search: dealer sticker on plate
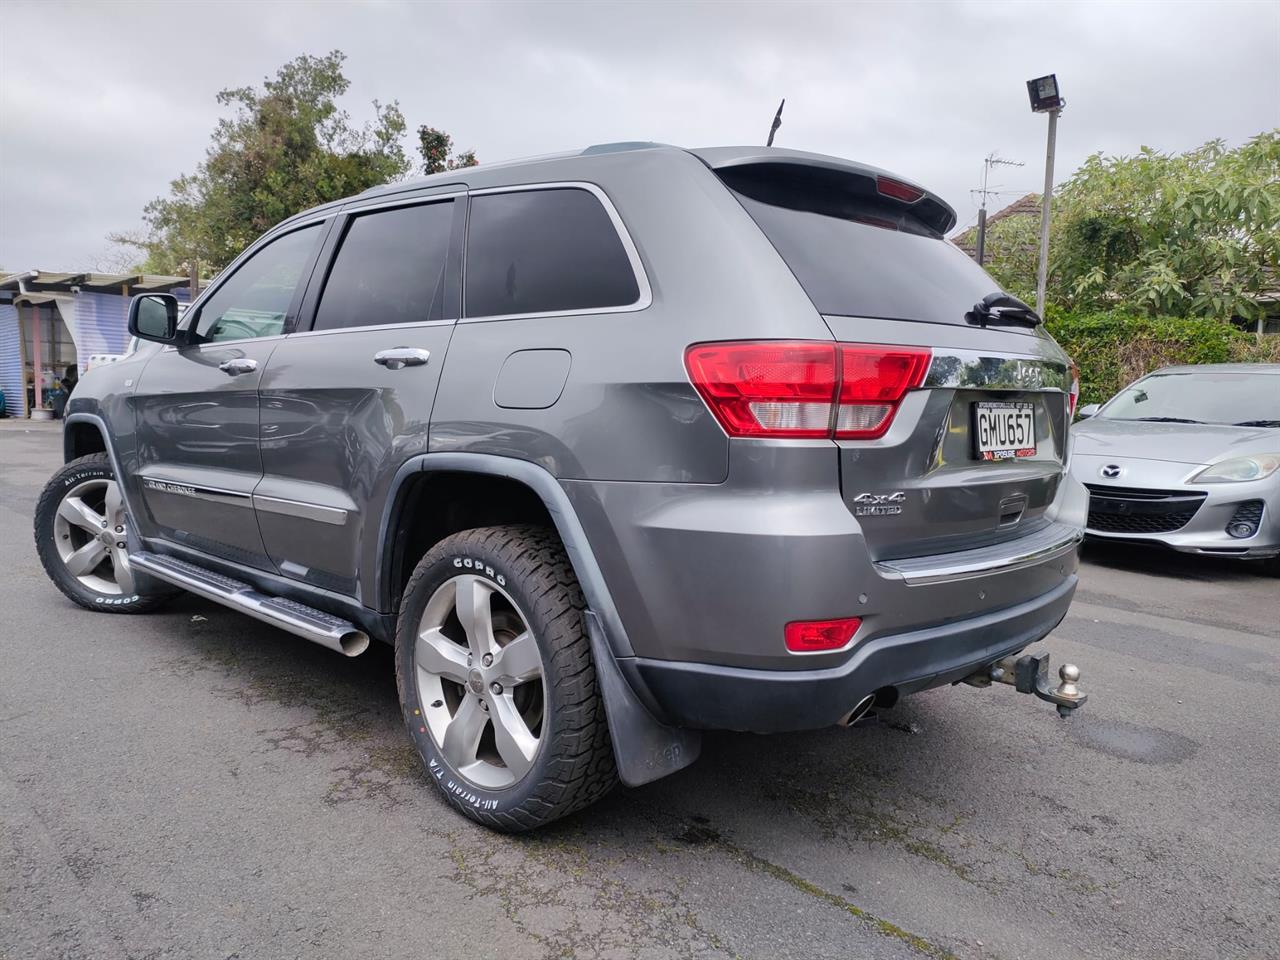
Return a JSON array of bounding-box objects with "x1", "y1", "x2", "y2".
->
[{"x1": 974, "y1": 401, "x2": 1036, "y2": 461}]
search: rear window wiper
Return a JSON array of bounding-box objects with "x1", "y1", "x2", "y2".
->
[
  {"x1": 1132, "y1": 416, "x2": 1202, "y2": 423},
  {"x1": 965, "y1": 292, "x2": 1043, "y2": 328},
  {"x1": 1233, "y1": 419, "x2": 1280, "y2": 427}
]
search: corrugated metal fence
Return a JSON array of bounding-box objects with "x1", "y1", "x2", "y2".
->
[
  {"x1": 0, "y1": 304, "x2": 24, "y2": 418},
  {"x1": 73, "y1": 292, "x2": 132, "y2": 371}
]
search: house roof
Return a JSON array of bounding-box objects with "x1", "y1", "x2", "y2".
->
[
  {"x1": 953, "y1": 193, "x2": 1041, "y2": 258},
  {"x1": 0, "y1": 270, "x2": 202, "y2": 297}
]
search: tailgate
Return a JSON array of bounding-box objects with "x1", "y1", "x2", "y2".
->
[{"x1": 827, "y1": 318, "x2": 1072, "y2": 561}]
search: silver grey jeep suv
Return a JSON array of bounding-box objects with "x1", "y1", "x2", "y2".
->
[{"x1": 35, "y1": 142, "x2": 1087, "y2": 829}]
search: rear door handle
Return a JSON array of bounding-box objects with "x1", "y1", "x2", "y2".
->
[
  {"x1": 374, "y1": 347, "x2": 431, "y2": 370},
  {"x1": 218, "y1": 358, "x2": 258, "y2": 376}
]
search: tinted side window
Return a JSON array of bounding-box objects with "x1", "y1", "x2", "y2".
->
[
  {"x1": 313, "y1": 200, "x2": 456, "y2": 331},
  {"x1": 465, "y1": 188, "x2": 640, "y2": 318},
  {"x1": 195, "y1": 224, "x2": 321, "y2": 342}
]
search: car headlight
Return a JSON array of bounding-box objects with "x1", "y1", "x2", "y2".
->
[{"x1": 1190, "y1": 454, "x2": 1280, "y2": 483}]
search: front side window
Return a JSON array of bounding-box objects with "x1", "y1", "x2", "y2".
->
[
  {"x1": 195, "y1": 224, "x2": 322, "y2": 342},
  {"x1": 464, "y1": 188, "x2": 640, "y2": 318},
  {"x1": 313, "y1": 200, "x2": 456, "y2": 331}
]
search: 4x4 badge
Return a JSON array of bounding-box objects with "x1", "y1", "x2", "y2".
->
[{"x1": 852, "y1": 491, "x2": 906, "y2": 516}]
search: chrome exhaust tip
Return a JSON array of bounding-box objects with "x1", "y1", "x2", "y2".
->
[
  {"x1": 837, "y1": 694, "x2": 877, "y2": 727},
  {"x1": 338, "y1": 631, "x2": 371, "y2": 657}
]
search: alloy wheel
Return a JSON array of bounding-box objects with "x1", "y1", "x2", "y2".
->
[
  {"x1": 52, "y1": 477, "x2": 134, "y2": 595},
  {"x1": 414, "y1": 574, "x2": 546, "y2": 789}
]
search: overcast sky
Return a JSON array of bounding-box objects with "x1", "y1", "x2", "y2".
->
[{"x1": 2, "y1": 0, "x2": 1277, "y2": 270}]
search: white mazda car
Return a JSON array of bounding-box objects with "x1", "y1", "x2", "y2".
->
[{"x1": 1071, "y1": 364, "x2": 1280, "y2": 572}]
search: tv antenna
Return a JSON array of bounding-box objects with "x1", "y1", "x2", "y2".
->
[{"x1": 971, "y1": 152, "x2": 1024, "y2": 265}]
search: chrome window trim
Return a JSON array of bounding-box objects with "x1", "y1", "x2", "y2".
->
[
  {"x1": 339, "y1": 189, "x2": 466, "y2": 215},
  {"x1": 461, "y1": 181, "x2": 653, "y2": 323},
  {"x1": 285, "y1": 318, "x2": 456, "y2": 340},
  {"x1": 923, "y1": 347, "x2": 1071, "y2": 393},
  {"x1": 160, "y1": 334, "x2": 288, "y2": 353}
]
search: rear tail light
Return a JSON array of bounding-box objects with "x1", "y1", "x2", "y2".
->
[
  {"x1": 682, "y1": 341, "x2": 837, "y2": 439},
  {"x1": 685, "y1": 341, "x2": 931, "y2": 440},
  {"x1": 836, "y1": 345, "x2": 932, "y2": 439},
  {"x1": 1068, "y1": 362, "x2": 1080, "y2": 418},
  {"x1": 785, "y1": 616, "x2": 862, "y2": 653}
]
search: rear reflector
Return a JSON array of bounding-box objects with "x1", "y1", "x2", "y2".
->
[
  {"x1": 785, "y1": 617, "x2": 862, "y2": 653},
  {"x1": 685, "y1": 340, "x2": 931, "y2": 440}
]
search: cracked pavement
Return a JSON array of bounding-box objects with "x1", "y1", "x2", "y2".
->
[{"x1": 2, "y1": 423, "x2": 1278, "y2": 959}]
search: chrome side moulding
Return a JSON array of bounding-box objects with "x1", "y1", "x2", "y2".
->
[
  {"x1": 139, "y1": 476, "x2": 251, "y2": 507},
  {"x1": 252, "y1": 495, "x2": 348, "y2": 526},
  {"x1": 139, "y1": 477, "x2": 349, "y2": 526}
]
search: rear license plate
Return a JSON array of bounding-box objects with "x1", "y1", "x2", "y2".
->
[{"x1": 974, "y1": 401, "x2": 1036, "y2": 461}]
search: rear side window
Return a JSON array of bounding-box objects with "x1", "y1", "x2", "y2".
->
[
  {"x1": 720, "y1": 165, "x2": 1000, "y2": 326},
  {"x1": 313, "y1": 200, "x2": 456, "y2": 331},
  {"x1": 465, "y1": 188, "x2": 640, "y2": 318}
]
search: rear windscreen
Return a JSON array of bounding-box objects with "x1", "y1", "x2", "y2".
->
[{"x1": 720, "y1": 165, "x2": 1002, "y2": 326}]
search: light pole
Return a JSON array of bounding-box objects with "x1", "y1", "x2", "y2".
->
[{"x1": 1026, "y1": 74, "x2": 1063, "y2": 317}]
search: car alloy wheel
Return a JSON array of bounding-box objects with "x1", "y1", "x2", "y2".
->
[
  {"x1": 414, "y1": 573, "x2": 546, "y2": 790},
  {"x1": 52, "y1": 477, "x2": 134, "y2": 595}
]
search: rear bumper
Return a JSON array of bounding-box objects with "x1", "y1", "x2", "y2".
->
[
  {"x1": 562, "y1": 443, "x2": 1086, "y2": 671},
  {"x1": 624, "y1": 574, "x2": 1077, "y2": 732}
]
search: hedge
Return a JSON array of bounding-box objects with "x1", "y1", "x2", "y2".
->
[{"x1": 1043, "y1": 309, "x2": 1280, "y2": 406}]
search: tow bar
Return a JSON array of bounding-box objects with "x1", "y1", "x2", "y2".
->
[{"x1": 962, "y1": 652, "x2": 1087, "y2": 717}]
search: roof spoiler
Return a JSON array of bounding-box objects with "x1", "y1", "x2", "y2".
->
[{"x1": 690, "y1": 147, "x2": 957, "y2": 235}]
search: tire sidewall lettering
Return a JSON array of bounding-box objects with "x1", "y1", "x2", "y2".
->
[{"x1": 451, "y1": 556, "x2": 505, "y2": 587}]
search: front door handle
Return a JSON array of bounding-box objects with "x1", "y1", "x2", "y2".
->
[
  {"x1": 374, "y1": 347, "x2": 431, "y2": 370},
  {"x1": 218, "y1": 358, "x2": 258, "y2": 376}
]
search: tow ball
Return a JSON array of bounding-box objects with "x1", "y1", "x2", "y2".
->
[{"x1": 962, "y1": 652, "x2": 1087, "y2": 717}]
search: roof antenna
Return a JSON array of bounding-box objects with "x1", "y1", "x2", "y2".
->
[{"x1": 766, "y1": 98, "x2": 785, "y2": 147}]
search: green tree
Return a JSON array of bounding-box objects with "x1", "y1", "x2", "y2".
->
[
  {"x1": 977, "y1": 213, "x2": 1040, "y2": 306},
  {"x1": 983, "y1": 132, "x2": 1280, "y2": 321},
  {"x1": 114, "y1": 51, "x2": 477, "y2": 275},
  {"x1": 416, "y1": 125, "x2": 478, "y2": 175}
]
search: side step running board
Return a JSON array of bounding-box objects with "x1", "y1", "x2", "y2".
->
[{"x1": 131, "y1": 552, "x2": 370, "y2": 657}]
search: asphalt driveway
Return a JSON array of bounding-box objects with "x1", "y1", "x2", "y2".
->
[{"x1": 2, "y1": 421, "x2": 1277, "y2": 960}]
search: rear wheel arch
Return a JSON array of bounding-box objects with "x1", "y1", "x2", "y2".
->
[
  {"x1": 377, "y1": 454, "x2": 702, "y2": 788},
  {"x1": 386, "y1": 469, "x2": 557, "y2": 614},
  {"x1": 378, "y1": 455, "x2": 631, "y2": 654}
]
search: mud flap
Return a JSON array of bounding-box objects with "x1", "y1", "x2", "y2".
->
[{"x1": 584, "y1": 610, "x2": 701, "y2": 787}]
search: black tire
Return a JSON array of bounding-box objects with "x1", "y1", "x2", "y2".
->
[
  {"x1": 395, "y1": 524, "x2": 617, "y2": 831},
  {"x1": 33, "y1": 453, "x2": 175, "y2": 614}
]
